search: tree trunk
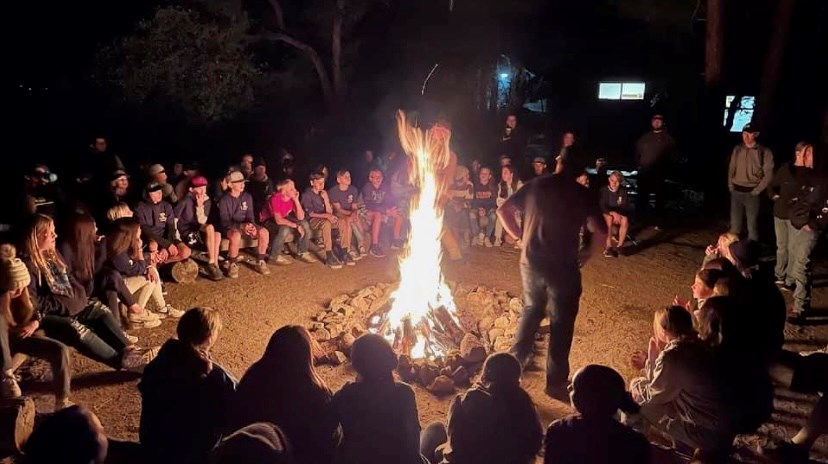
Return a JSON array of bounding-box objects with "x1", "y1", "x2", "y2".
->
[
  {"x1": 332, "y1": 0, "x2": 345, "y2": 97},
  {"x1": 822, "y1": 97, "x2": 828, "y2": 149},
  {"x1": 755, "y1": 0, "x2": 796, "y2": 128},
  {"x1": 704, "y1": 0, "x2": 723, "y2": 89}
]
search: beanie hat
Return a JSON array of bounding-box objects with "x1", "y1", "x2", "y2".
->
[{"x1": 0, "y1": 244, "x2": 32, "y2": 292}]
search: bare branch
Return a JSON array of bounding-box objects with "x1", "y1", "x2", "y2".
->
[
  {"x1": 258, "y1": 31, "x2": 334, "y2": 104},
  {"x1": 266, "y1": 0, "x2": 286, "y2": 30}
]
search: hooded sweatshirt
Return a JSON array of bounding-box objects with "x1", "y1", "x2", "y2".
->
[{"x1": 139, "y1": 338, "x2": 237, "y2": 464}]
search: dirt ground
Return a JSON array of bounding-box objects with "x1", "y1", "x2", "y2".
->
[{"x1": 18, "y1": 223, "x2": 828, "y2": 463}]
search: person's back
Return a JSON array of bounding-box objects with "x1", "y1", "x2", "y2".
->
[
  {"x1": 139, "y1": 308, "x2": 236, "y2": 464},
  {"x1": 441, "y1": 383, "x2": 542, "y2": 464},
  {"x1": 518, "y1": 175, "x2": 596, "y2": 273},
  {"x1": 334, "y1": 380, "x2": 422, "y2": 464},
  {"x1": 545, "y1": 415, "x2": 650, "y2": 464}
]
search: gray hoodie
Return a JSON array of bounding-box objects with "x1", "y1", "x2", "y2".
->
[{"x1": 728, "y1": 143, "x2": 774, "y2": 194}]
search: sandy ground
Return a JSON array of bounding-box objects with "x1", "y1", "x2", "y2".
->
[{"x1": 16, "y1": 223, "x2": 828, "y2": 463}]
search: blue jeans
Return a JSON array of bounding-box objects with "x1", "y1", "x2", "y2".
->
[
  {"x1": 469, "y1": 209, "x2": 496, "y2": 240},
  {"x1": 511, "y1": 263, "x2": 582, "y2": 387},
  {"x1": 730, "y1": 190, "x2": 760, "y2": 241},
  {"x1": 40, "y1": 301, "x2": 130, "y2": 369},
  {"x1": 265, "y1": 219, "x2": 311, "y2": 259},
  {"x1": 774, "y1": 217, "x2": 790, "y2": 281},
  {"x1": 788, "y1": 225, "x2": 819, "y2": 312}
]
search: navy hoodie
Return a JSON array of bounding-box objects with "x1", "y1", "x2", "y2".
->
[
  {"x1": 217, "y1": 192, "x2": 255, "y2": 232},
  {"x1": 135, "y1": 200, "x2": 178, "y2": 248},
  {"x1": 175, "y1": 194, "x2": 213, "y2": 235}
]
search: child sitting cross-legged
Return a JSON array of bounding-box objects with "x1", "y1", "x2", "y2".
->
[
  {"x1": 544, "y1": 364, "x2": 651, "y2": 464},
  {"x1": 301, "y1": 172, "x2": 351, "y2": 269},
  {"x1": 600, "y1": 171, "x2": 632, "y2": 257}
]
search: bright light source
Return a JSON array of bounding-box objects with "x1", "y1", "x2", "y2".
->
[{"x1": 500, "y1": 73, "x2": 509, "y2": 79}]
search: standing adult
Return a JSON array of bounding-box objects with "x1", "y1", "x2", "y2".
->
[
  {"x1": 728, "y1": 123, "x2": 774, "y2": 242},
  {"x1": 498, "y1": 114, "x2": 527, "y2": 162},
  {"x1": 634, "y1": 114, "x2": 676, "y2": 228},
  {"x1": 497, "y1": 174, "x2": 607, "y2": 399},
  {"x1": 784, "y1": 143, "x2": 824, "y2": 323}
]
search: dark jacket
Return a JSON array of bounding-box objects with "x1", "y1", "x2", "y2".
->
[
  {"x1": 544, "y1": 415, "x2": 651, "y2": 464},
  {"x1": 439, "y1": 383, "x2": 543, "y2": 464},
  {"x1": 135, "y1": 200, "x2": 178, "y2": 248},
  {"x1": 139, "y1": 339, "x2": 237, "y2": 464},
  {"x1": 23, "y1": 253, "x2": 88, "y2": 318},
  {"x1": 788, "y1": 171, "x2": 828, "y2": 231},
  {"x1": 174, "y1": 194, "x2": 213, "y2": 236},
  {"x1": 635, "y1": 131, "x2": 675, "y2": 171},
  {"x1": 471, "y1": 181, "x2": 498, "y2": 211},
  {"x1": 768, "y1": 163, "x2": 812, "y2": 219},
  {"x1": 247, "y1": 176, "x2": 274, "y2": 218}
]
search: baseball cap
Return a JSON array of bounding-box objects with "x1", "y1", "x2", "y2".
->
[
  {"x1": 146, "y1": 182, "x2": 164, "y2": 193},
  {"x1": 147, "y1": 164, "x2": 166, "y2": 177},
  {"x1": 532, "y1": 156, "x2": 547, "y2": 164},
  {"x1": 227, "y1": 171, "x2": 246, "y2": 183},
  {"x1": 742, "y1": 122, "x2": 759, "y2": 134},
  {"x1": 190, "y1": 176, "x2": 208, "y2": 188},
  {"x1": 111, "y1": 170, "x2": 129, "y2": 182}
]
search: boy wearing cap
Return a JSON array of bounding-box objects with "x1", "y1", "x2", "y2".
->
[
  {"x1": 728, "y1": 123, "x2": 774, "y2": 242},
  {"x1": 174, "y1": 177, "x2": 224, "y2": 281},
  {"x1": 217, "y1": 171, "x2": 271, "y2": 277},
  {"x1": 146, "y1": 164, "x2": 178, "y2": 204},
  {"x1": 136, "y1": 183, "x2": 192, "y2": 265},
  {"x1": 470, "y1": 167, "x2": 498, "y2": 247},
  {"x1": 301, "y1": 172, "x2": 348, "y2": 269},
  {"x1": 530, "y1": 157, "x2": 548, "y2": 178}
]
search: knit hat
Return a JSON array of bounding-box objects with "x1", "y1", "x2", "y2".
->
[
  {"x1": 0, "y1": 244, "x2": 32, "y2": 292},
  {"x1": 147, "y1": 164, "x2": 166, "y2": 177}
]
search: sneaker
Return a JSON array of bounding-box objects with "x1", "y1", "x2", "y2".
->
[
  {"x1": 349, "y1": 249, "x2": 362, "y2": 261},
  {"x1": 297, "y1": 252, "x2": 319, "y2": 264},
  {"x1": 121, "y1": 346, "x2": 160, "y2": 373},
  {"x1": 484, "y1": 238, "x2": 493, "y2": 248},
  {"x1": 326, "y1": 254, "x2": 343, "y2": 269},
  {"x1": 129, "y1": 311, "x2": 163, "y2": 329},
  {"x1": 369, "y1": 245, "x2": 386, "y2": 258},
  {"x1": 274, "y1": 255, "x2": 292, "y2": 265},
  {"x1": 391, "y1": 239, "x2": 405, "y2": 250},
  {"x1": 340, "y1": 251, "x2": 356, "y2": 266},
  {"x1": 125, "y1": 334, "x2": 139, "y2": 345},
  {"x1": 206, "y1": 263, "x2": 224, "y2": 281},
  {"x1": 157, "y1": 304, "x2": 185, "y2": 318},
  {"x1": 359, "y1": 246, "x2": 368, "y2": 257},
  {"x1": 1, "y1": 374, "x2": 22, "y2": 399},
  {"x1": 226, "y1": 262, "x2": 239, "y2": 279},
  {"x1": 256, "y1": 259, "x2": 271, "y2": 275},
  {"x1": 602, "y1": 248, "x2": 615, "y2": 258},
  {"x1": 494, "y1": 239, "x2": 503, "y2": 247},
  {"x1": 473, "y1": 234, "x2": 483, "y2": 246}
]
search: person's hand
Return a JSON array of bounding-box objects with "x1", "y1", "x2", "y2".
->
[
  {"x1": 803, "y1": 224, "x2": 813, "y2": 232},
  {"x1": 705, "y1": 245, "x2": 717, "y2": 256},
  {"x1": 167, "y1": 245, "x2": 179, "y2": 258},
  {"x1": 328, "y1": 214, "x2": 338, "y2": 224},
  {"x1": 630, "y1": 350, "x2": 647, "y2": 370},
  {"x1": 496, "y1": 197, "x2": 505, "y2": 207},
  {"x1": 631, "y1": 389, "x2": 643, "y2": 403},
  {"x1": 128, "y1": 303, "x2": 144, "y2": 314},
  {"x1": 772, "y1": 194, "x2": 780, "y2": 201},
  {"x1": 673, "y1": 295, "x2": 690, "y2": 310},
  {"x1": 18, "y1": 320, "x2": 39, "y2": 338},
  {"x1": 244, "y1": 223, "x2": 257, "y2": 236},
  {"x1": 195, "y1": 191, "x2": 206, "y2": 206},
  {"x1": 297, "y1": 225, "x2": 305, "y2": 237},
  {"x1": 154, "y1": 249, "x2": 170, "y2": 264},
  {"x1": 609, "y1": 212, "x2": 620, "y2": 222},
  {"x1": 478, "y1": 208, "x2": 486, "y2": 217},
  {"x1": 147, "y1": 266, "x2": 160, "y2": 283},
  {"x1": 647, "y1": 337, "x2": 662, "y2": 363}
]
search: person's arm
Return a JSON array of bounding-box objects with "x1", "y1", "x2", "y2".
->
[
  {"x1": 727, "y1": 147, "x2": 737, "y2": 192},
  {"x1": 400, "y1": 386, "x2": 423, "y2": 463},
  {"x1": 0, "y1": 293, "x2": 15, "y2": 326},
  {"x1": 174, "y1": 198, "x2": 194, "y2": 230},
  {"x1": 217, "y1": 198, "x2": 235, "y2": 231},
  {"x1": 768, "y1": 164, "x2": 785, "y2": 200},
  {"x1": 25, "y1": 262, "x2": 61, "y2": 318},
  {"x1": 598, "y1": 187, "x2": 611, "y2": 214},
  {"x1": 293, "y1": 195, "x2": 306, "y2": 221},
  {"x1": 443, "y1": 394, "x2": 470, "y2": 461},
  {"x1": 634, "y1": 135, "x2": 645, "y2": 167},
  {"x1": 497, "y1": 185, "x2": 528, "y2": 241},
  {"x1": 243, "y1": 194, "x2": 256, "y2": 225},
  {"x1": 164, "y1": 203, "x2": 180, "y2": 244},
  {"x1": 303, "y1": 193, "x2": 328, "y2": 219},
  {"x1": 636, "y1": 349, "x2": 684, "y2": 405},
  {"x1": 753, "y1": 147, "x2": 775, "y2": 195}
]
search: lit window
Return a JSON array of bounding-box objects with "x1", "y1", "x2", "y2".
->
[
  {"x1": 598, "y1": 82, "x2": 646, "y2": 100},
  {"x1": 723, "y1": 96, "x2": 755, "y2": 132}
]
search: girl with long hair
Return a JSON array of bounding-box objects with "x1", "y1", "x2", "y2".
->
[
  {"x1": 333, "y1": 333, "x2": 425, "y2": 464},
  {"x1": 104, "y1": 218, "x2": 181, "y2": 324},
  {"x1": 494, "y1": 165, "x2": 523, "y2": 247},
  {"x1": 420, "y1": 353, "x2": 543, "y2": 464},
  {"x1": 233, "y1": 325, "x2": 339, "y2": 464},
  {"x1": 20, "y1": 214, "x2": 154, "y2": 372},
  {"x1": 1, "y1": 244, "x2": 72, "y2": 408},
  {"x1": 59, "y1": 214, "x2": 100, "y2": 294}
]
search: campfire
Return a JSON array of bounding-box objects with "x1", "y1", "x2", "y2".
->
[{"x1": 308, "y1": 111, "x2": 526, "y2": 395}]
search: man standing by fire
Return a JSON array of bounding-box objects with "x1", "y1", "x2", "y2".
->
[
  {"x1": 431, "y1": 117, "x2": 463, "y2": 262},
  {"x1": 497, "y1": 173, "x2": 607, "y2": 400}
]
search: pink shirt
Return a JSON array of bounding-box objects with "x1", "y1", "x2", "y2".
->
[{"x1": 261, "y1": 194, "x2": 296, "y2": 222}]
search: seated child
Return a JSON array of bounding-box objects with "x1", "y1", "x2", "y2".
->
[
  {"x1": 139, "y1": 307, "x2": 237, "y2": 463},
  {"x1": 702, "y1": 232, "x2": 739, "y2": 269},
  {"x1": 446, "y1": 165, "x2": 474, "y2": 247},
  {"x1": 174, "y1": 176, "x2": 224, "y2": 281},
  {"x1": 302, "y1": 172, "x2": 351, "y2": 269},
  {"x1": 470, "y1": 167, "x2": 498, "y2": 247},
  {"x1": 216, "y1": 171, "x2": 271, "y2": 278},
  {"x1": 135, "y1": 183, "x2": 192, "y2": 265},
  {"x1": 544, "y1": 364, "x2": 650, "y2": 464},
  {"x1": 494, "y1": 165, "x2": 523, "y2": 247},
  {"x1": 328, "y1": 169, "x2": 368, "y2": 259},
  {"x1": 260, "y1": 179, "x2": 317, "y2": 265},
  {"x1": 361, "y1": 169, "x2": 403, "y2": 258},
  {"x1": 599, "y1": 171, "x2": 631, "y2": 257},
  {"x1": 628, "y1": 306, "x2": 732, "y2": 460}
]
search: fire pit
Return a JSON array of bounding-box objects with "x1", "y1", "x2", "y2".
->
[
  {"x1": 308, "y1": 112, "x2": 525, "y2": 395},
  {"x1": 309, "y1": 282, "x2": 524, "y2": 395}
]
